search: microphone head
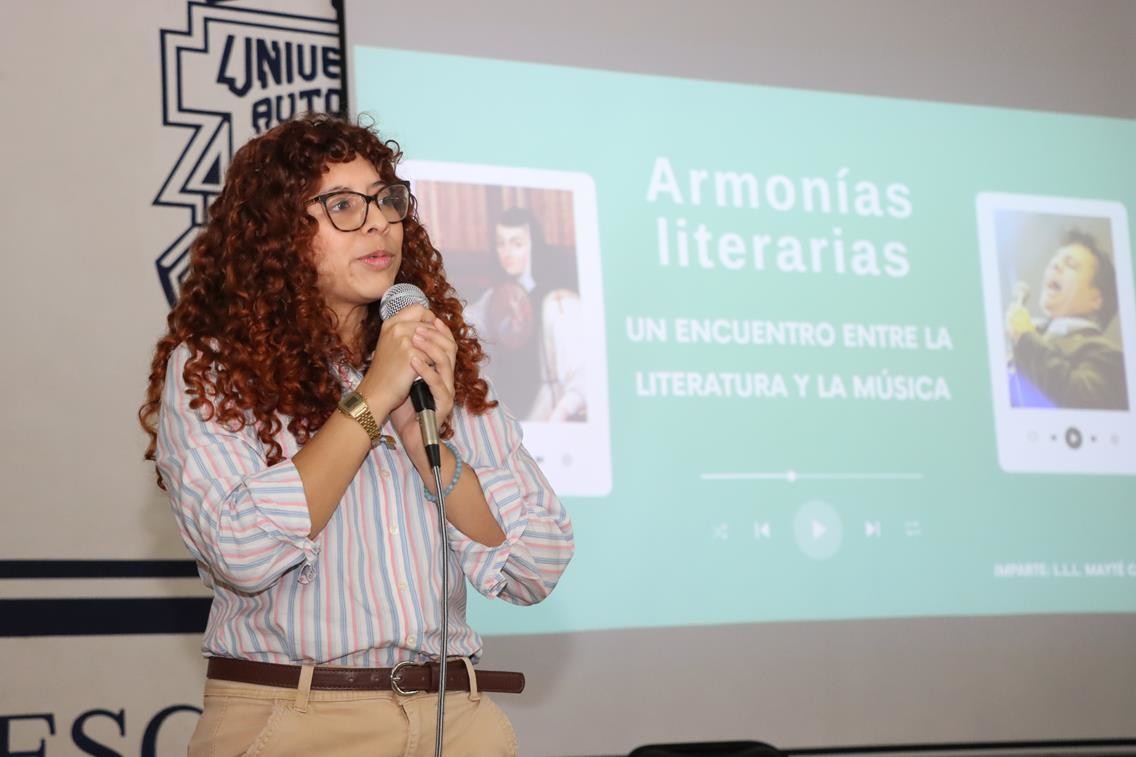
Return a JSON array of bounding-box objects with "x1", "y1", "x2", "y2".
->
[
  {"x1": 380, "y1": 283, "x2": 429, "y2": 320},
  {"x1": 1012, "y1": 281, "x2": 1030, "y2": 308}
]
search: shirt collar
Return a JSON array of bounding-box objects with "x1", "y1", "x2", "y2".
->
[
  {"x1": 1044, "y1": 316, "x2": 1101, "y2": 337},
  {"x1": 332, "y1": 359, "x2": 364, "y2": 388}
]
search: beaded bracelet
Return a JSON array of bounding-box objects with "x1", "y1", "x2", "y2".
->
[{"x1": 423, "y1": 440, "x2": 463, "y2": 503}]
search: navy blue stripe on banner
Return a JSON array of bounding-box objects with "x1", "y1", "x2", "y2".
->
[
  {"x1": 0, "y1": 560, "x2": 199, "y2": 579},
  {"x1": 0, "y1": 598, "x2": 211, "y2": 637},
  {"x1": 332, "y1": 0, "x2": 348, "y2": 117}
]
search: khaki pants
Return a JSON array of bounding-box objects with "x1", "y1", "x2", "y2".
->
[{"x1": 187, "y1": 660, "x2": 518, "y2": 756}]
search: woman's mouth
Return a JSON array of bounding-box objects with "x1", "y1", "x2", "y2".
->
[{"x1": 359, "y1": 252, "x2": 394, "y2": 270}]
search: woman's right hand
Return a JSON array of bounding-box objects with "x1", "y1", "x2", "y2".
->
[{"x1": 355, "y1": 303, "x2": 437, "y2": 418}]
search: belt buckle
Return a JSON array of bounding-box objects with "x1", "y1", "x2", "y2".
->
[{"x1": 390, "y1": 660, "x2": 423, "y2": 695}]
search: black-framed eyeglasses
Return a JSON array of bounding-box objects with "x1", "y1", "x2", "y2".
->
[{"x1": 306, "y1": 181, "x2": 411, "y2": 232}]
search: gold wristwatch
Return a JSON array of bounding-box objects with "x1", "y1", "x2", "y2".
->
[{"x1": 337, "y1": 390, "x2": 381, "y2": 443}]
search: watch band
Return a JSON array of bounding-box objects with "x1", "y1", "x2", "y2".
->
[{"x1": 338, "y1": 390, "x2": 381, "y2": 443}]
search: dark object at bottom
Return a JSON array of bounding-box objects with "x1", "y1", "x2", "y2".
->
[{"x1": 630, "y1": 741, "x2": 786, "y2": 756}]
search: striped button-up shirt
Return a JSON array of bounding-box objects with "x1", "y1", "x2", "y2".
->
[{"x1": 156, "y1": 345, "x2": 574, "y2": 666}]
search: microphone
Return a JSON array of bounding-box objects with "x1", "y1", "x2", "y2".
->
[
  {"x1": 1011, "y1": 281, "x2": 1046, "y2": 332},
  {"x1": 1012, "y1": 281, "x2": 1030, "y2": 308},
  {"x1": 379, "y1": 283, "x2": 441, "y2": 468},
  {"x1": 1007, "y1": 281, "x2": 1032, "y2": 403}
]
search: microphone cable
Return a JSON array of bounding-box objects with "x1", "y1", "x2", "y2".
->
[{"x1": 431, "y1": 461, "x2": 449, "y2": 757}]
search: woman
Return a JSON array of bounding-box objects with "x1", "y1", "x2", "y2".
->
[{"x1": 139, "y1": 114, "x2": 573, "y2": 756}]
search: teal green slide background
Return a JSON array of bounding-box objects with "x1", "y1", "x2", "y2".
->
[{"x1": 354, "y1": 47, "x2": 1136, "y2": 634}]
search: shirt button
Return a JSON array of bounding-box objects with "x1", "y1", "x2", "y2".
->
[
  {"x1": 407, "y1": 634, "x2": 417, "y2": 645},
  {"x1": 389, "y1": 525, "x2": 399, "y2": 536},
  {"x1": 380, "y1": 469, "x2": 392, "y2": 480},
  {"x1": 398, "y1": 580, "x2": 409, "y2": 591}
]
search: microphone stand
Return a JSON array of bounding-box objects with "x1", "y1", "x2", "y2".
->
[
  {"x1": 431, "y1": 464, "x2": 449, "y2": 757},
  {"x1": 411, "y1": 379, "x2": 449, "y2": 757}
]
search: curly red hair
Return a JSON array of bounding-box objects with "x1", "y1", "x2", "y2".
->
[{"x1": 140, "y1": 114, "x2": 494, "y2": 483}]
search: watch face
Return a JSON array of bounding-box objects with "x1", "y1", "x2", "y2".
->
[
  {"x1": 340, "y1": 391, "x2": 364, "y2": 415},
  {"x1": 340, "y1": 391, "x2": 379, "y2": 441}
]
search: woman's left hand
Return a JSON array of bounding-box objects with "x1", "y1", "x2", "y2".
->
[{"x1": 389, "y1": 316, "x2": 458, "y2": 454}]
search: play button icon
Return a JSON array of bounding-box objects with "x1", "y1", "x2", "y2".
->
[{"x1": 795, "y1": 500, "x2": 843, "y2": 560}]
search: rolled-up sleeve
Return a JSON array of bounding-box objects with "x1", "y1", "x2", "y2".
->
[
  {"x1": 156, "y1": 346, "x2": 319, "y2": 594},
  {"x1": 446, "y1": 401, "x2": 575, "y2": 605}
]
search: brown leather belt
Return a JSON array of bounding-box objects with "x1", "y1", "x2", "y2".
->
[{"x1": 207, "y1": 657, "x2": 525, "y2": 695}]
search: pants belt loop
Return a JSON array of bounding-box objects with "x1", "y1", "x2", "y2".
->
[
  {"x1": 455, "y1": 656, "x2": 480, "y2": 702},
  {"x1": 294, "y1": 664, "x2": 315, "y2": 712}
]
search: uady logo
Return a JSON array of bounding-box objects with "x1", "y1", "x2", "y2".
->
[{"x1": 153, "y1": 1, "x2": 342, "y2": 305}]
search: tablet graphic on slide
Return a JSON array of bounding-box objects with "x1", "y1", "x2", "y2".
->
[
  {"x1": 976, "y1": 192, "x2": 1136, "y2": 474},
  {"x1": 402, "y1": 160, "x2": 612, "y2": 495}
]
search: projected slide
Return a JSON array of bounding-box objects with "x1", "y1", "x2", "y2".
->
[{"x1": 350, "y1": 46, "x2": 1136, "y2": 634}]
